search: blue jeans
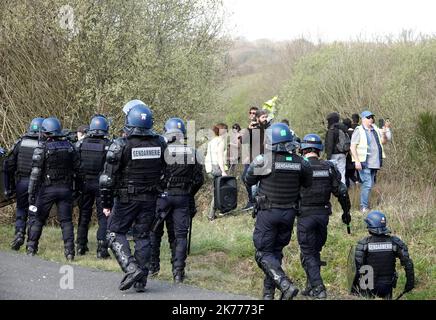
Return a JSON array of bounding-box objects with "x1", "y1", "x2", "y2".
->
[{"x1": 358, "y1": 168, "x2": 377, "y2": 209}]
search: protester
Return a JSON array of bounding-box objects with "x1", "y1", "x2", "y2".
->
[
  {"x1": 239, "y1": 106, "x2": 259, "y2": 210},
  {"x1": 350, "y1": 110, "x2": 392, "y2": 212},
  {"x1": 77, "y1": 125, "x2": 89, "y2": 141},
  {"x1": 343, "y1": 118, "x2": 359, "y2": 187},
  {"x1": 325, "y1": 112, "x2": 349, "y2": 184},
  {"x1": 228, "y1": 123, "x2": 242, "y2": 174},
  {"x1": 204, "y1": 123, "x2": 228, "y2": 220},
  {"x1": 240, "y1": 108, "x2": 270, "y2": 211}
]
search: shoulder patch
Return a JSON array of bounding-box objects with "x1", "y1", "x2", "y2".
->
[
  {"x1": 132, "y1": 147, "x2": 161, "y2": 160},
  {"x1": 275, "y1": 162, "x2": 301, "y2": 171},
  {"x1": 312, "y1": 170, "x2": 330, "y2": 178},
  {"x1": 368, "y1": 242, "x2": 393, "y2": 252},
  {"x1": 20, "y1": 138, "x2": 39, "y2": 149}
]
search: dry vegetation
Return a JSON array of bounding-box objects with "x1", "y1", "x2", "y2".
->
[{"x1": 0, "y1": 1, "x2": 434, "y2": 299}]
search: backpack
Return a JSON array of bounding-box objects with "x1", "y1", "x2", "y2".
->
[{"x1": 336, "y1": 129, "x2": 351, "y2": 153}]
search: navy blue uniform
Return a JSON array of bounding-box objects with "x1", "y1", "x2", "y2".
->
[
  {"x1": 4, "y1": 135, "x2": 40, "y2": 248},
  {"x1": 298, "y1": 156, "x2": 351, "y2": 297},
  {"x1": 26, "y1": 138, "x2": 79, "y2": 258},
  {"x1": 75, "y1": 135, "x2": 111, "y2": 256},
  {"x1": 100, "y1": 132, "x2": 167, "y2": 290},
  {"x1": 352, "y1": 234, "x2": 414, "y2": 299},
  {"x1": 244, "y1": 150, "x2": 312, "y2": 300},
  {"x1": 150, "y1": 142, "x2": 203, "y2": 282}
]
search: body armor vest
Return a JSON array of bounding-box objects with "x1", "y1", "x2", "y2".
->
[
  {"x1": 120, "y1": 136, "x2": 164, "y2": 190},
  {"x1": 78, "y1": 137, "x2": 109, "y2": 178},
  {"x1": 17, "y1": 137, "x2": 39, "y2": 178},
  {"x1": 44, "y1": 140, "x2": 74, "y2": 185},
  {"x1": 365, "y1": 235, "x2": 396, "y2": 285},
  {"x1": 300, "y1": 158, "x2": 333, "y2": 215},
  {"x1": 258, "y1": 152, "x2": 303, "y2": 207},
  {"x1": 165, "y1": 144, "x2": 196, "y2": 192}
]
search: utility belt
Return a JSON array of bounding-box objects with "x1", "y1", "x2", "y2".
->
[
  {"x1": 116, "y1": 185, "x2": 158, "y2": 203},
  {"x1": 298, "y1": 204, "x2": 331, "y2": 217},
  {"x1": 43, "y1": 175, "x2": 72, "y2": 186},
  {"x1": 165, "y1": 186, "x2": 191, "y2": 195},
  {"x1": 254, "y1": 194, "x2": 298, "y2": 211}
]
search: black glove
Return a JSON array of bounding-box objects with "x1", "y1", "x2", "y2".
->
[
  {"x1": 341, "y1": 212, "x2": 351, "y2": 225},
  {"x1": 404, "y1": 281, "x2": 414, "y2": 293}
]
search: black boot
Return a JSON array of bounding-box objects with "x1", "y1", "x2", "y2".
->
[
  {"x1": 301, "y1": 279, "x2": 312, "y2": 296},
  {"x1": 11, "y1": 230, "x2": 25, "y2": 251},
  {"x1": 173, "y1": 270, "x2": 185, "y2": 284},
  {"x1": 279, "y1": 277, "x2": 299, "y2": 300},
  {"x1": 96, "y1": 240, "x2": 110, "y2": 259},
  {"x1": 65, "y1": 248, "x2": 75, "y2": 262},
  {"x1": 310, "y1": 284, "x2": 327, "y2": 299},
  {"x1": 262, "y1": 275, "x2": 276, "y2": 300},
  {"x1": 26, "y1": 222, "x2": 42, "y2": 256},
  {"x1": 263, "y1": 289, "x2": 275, "y2": 300},
  {"x1": 134, "y1": 276, "x2": 147, "y2": 293},
  {"x1": 76, "y1": 244, "x2": 89, "y2": 256},
  {"x1": 119, "y1": 262, "x2": 145, "y2": 291},
  {"x1": 108, "y1": 232, "x2": 145, "y2": 291},
  {"x1": 26, "y1": 246, "x2": 37, "y2": 256},
  {"x1": 256, "y1": 252, "x2": 299, "y2": 300},
  {"x1": 148, "y1": 263, "x2": 160, "y2": 277}
]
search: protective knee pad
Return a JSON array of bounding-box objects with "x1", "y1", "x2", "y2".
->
[
  {"x1": 255, "y1": 250, "x2": 264, "y2": 268},
  {"x1": 108, "y1": 232, "x2": 131, "y2": 272},
  {"x1": 27, "y1": 221, "x2": 43, "y2": 242},
  {"x1": 255, "y1": 251, "x2": 284, "y2": 286}
]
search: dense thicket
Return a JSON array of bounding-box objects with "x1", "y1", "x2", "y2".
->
[
  {"x1": 0, "y1": 0, "x2": 227, "y2": 146},
  {"x1": 279, "y1": 40, "x2": 436, "y2": 181}
]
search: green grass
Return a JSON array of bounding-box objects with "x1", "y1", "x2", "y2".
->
[{"x1": 1, "y1": 182, "x2": 434, "y2": 300}]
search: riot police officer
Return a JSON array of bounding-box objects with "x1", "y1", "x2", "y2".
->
[
  {"x1": 4, "y1": 118, "x2": 44, "y2": 250},
  {"x1": 150, "y1": 118, "x2": 204, "y2": 283},
  {"x1": 100, "y1": 104, "x2": 167, "y2": 292},
  {"x1": 244, "y1": 123, "x2": 313, "y2": 300},
  {"x1": 351, "y1": 211, "x2": 414, "y2": 299},
  {"x1": 75, "y1": 115, "x2": 112, "y2": 258},
  {"x1": 26, "y1": 117, "x2": 79, "y2": 260},
  {"x1": 298, "y1": 134, "x2": 351, "y2": 299}
]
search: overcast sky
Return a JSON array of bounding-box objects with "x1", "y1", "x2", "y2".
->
[{"x1": 223, "y1": 0, "x2": 436, "y2": 42}]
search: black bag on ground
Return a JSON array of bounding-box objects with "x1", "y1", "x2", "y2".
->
[{"x1": 214, "y1": 176, "x2": 237, "y2": 213}]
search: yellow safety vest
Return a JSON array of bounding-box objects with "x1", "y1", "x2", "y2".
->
[{"x1": 352, "y1": 125, "x2": 386, "y2": 163}]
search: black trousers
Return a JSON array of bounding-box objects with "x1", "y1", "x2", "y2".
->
[
  {"x1": 151, "y1": 194, "x2": 190, "y2": 273},
  {"x1": 27, "y1": 184, "x2": 74, "y2": 252},
  {"x1": 253, "y1": 208, "x2": 297, "y2": 292},
  {"x1": 76, "y1": 179, "x2": 107, "y2": 245},
  {"x1": 15, "y1": 177, "x2": 31, "y2": 233},
  {"x1": 297, "y1": 214, "x2": 329, "y2": 287},
  {"x1": 108, "y1": 196, "x2": 156, "y2": 274}
]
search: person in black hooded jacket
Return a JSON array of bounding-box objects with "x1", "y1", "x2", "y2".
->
[{"x1": 324, "y1": 112, "x2": 348, "y2": 184}]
